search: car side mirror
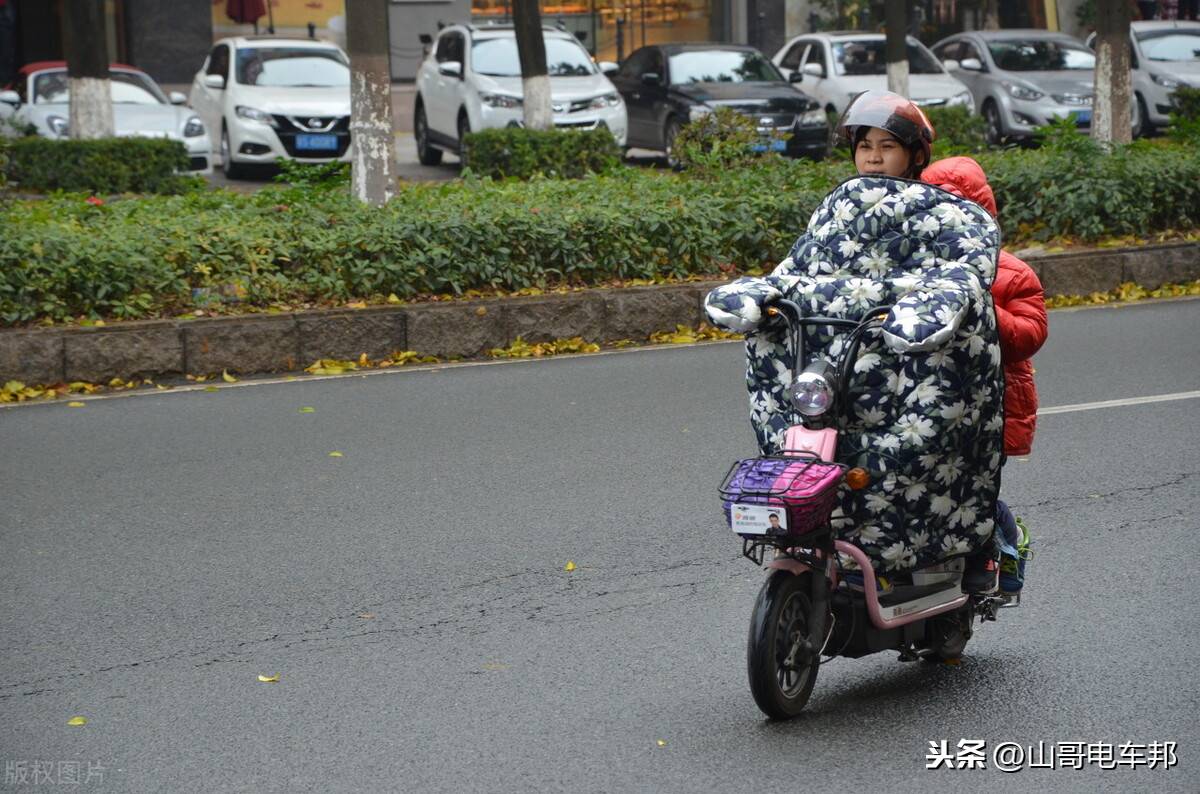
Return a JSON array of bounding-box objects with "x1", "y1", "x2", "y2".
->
[
  {"x1": 599, "y1": 61, "x2": 619, "y2": 75},
  {"x1": 802, "y1": 62, "x2": 825, "y2": 78},
  {"x1": 942, "y1": 58, "x2": 961, "y2": 71},
  {"x1": 438, "y1": 61, "x2": 462, "y2": 78},
  {"x1": 641, "y1": 71, "x2": 661, "y2": 86},
  {"x1": 203, "y1": 73, "x2": 226, "y2": 90},
  {"x1": 0, "y1": 89, "x2": 19, "y2": 106},
  {"x1": 960, "y1": 57, "x2": 983, "y2": 72},
  {"x1": 169, "y1": 91, "x2": 187, "y2": 105},
  {"x1": 788, "y1": 71, "x2": 804, "y2": 83}
]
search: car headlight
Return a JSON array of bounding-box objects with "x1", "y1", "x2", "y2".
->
[
  {"x1": 183, "y1": 116, "x2": 205, "y2": 137},
  {"x1": 588, "y1": 93, "x2": 621, "y2": 110},
  {"x1": 787, "y1": 361, "x2": 837, "y2": 418},
  {"x1": 947, "y1": 91, "x2": 973, "y2": 108},
  {"x1": 1003, "y1": 81, "x2": 1044, "y2": 101},
  {"x1": 798, "y1": 108, "x2": 827, "y2": 127},
  {"x1": 46, "y1": 114, "x2": 68, "y2": 137},
  {"x1": 235, "y1": 106, "x2": 278, "y2": 127},
  {"x1": 688, "y1": 104, "x2": 713, "y2": 121},
  {"x1": 479, "y1": 92, "x2": 523, "y2": 109},
  {"x1": 1151, "y1": 73, "x2": 1182, "y2": 89}
]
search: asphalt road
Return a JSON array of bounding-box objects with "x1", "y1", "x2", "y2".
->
[{"x1": 2, "y1": 298, "x2": 1198, "y2": 792}]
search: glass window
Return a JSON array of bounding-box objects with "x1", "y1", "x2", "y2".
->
[
  {"x1": 832, "y1": 38, "x2": 944, "y2": 76},
  {"x1": 33, "y1": 70, "x2": 166, "y2": 105},
  {"x1": 1136, "y1": 31, "x2": 1200, "y2": 62},
  {"x1": 986, "y1": 39, "x2": 1095, "y2": 71},
  {"x1": 805, "y1": 42, "x2": 827, "y2": 74},
  {"x1": 472, "y1": 36, "x2": 597, "y2": 77},
  {"x1": 436, "y1": 33, "x2": 465, "y2": 64},
  {"x1": 961, "y1": 41, "x2": 984, "y2": 64},
  {"x1": 235, "y1": 47, "x2": 350, "y2": 87},
  {"x1": 779, "y1": 41, "x2": 807, "y2": 71},
  {"x1": 667, "y1": 49, "x2": 782, "y2": 84},
  {"x1": 618, "y1": 48, "x2": 653, "y2": 79},
  {"x1": 208, "y1": 44, "x2": 230, "y2": 78},
  {"x1": 934, "y1": 41, "x2": 962, "y2": 61}
]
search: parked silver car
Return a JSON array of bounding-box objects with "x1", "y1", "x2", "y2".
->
[
  {"x1": 932, "y1": 30, "x2": 1100, "y2": 144},
  {"x1": 1086, "y1": 20, "x2": 1200, "y2": 137}
]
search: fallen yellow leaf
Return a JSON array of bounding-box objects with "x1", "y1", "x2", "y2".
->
[
  {"x1": 67, "y1": 716, "x2": 87, "y2": 726},
  {"x1": 387, "y1": 293, "x2": 401, "y2": 304},
  {"x1": 67, "y1": 401, "x2": 85, "y2": 408},
  {"x1": 328, "y1": 451, "x2": 343, "y2": 458},
  {"x1": 298, "y1": 406, "x2": 316, "y2": 413},
  {"x1": 222, "y1": 369, "x2": 238, "y2": 383},
  {"x1": 358, "y1": 352, "x2": 369, "y2": 367},
  {"x1": 564, "y1": 561, "x2": 576, "y2": 572},
  {"x1": 656, "y1": 739, "x2": 667, "y2": 747},
  {"x1": 257, "y1": 674, "x2": 280, "y2": 683},
  {"x1": 204, "y1": 386, "x2": 219, "y2": 393}
]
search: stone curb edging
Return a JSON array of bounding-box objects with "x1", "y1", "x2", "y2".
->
[{"x1": 2, "y1": 241, "x2": 1197, "y2": 385}]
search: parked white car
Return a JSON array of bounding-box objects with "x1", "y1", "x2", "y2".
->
[
  {"x1": 189, "y1": 37, "x2": 352, "y2": 178},
  {"x1": 1086, "y1": 20, "x2": 1200, "y2": 137},
  {"x1": 0, "y1": 61, "x2": 212, "y2": 173},
  {"x1": 771, "y1": 33, "x2": 973, "y2": 116},
  {"x1": 413, "y1": 24, "x2": 627, "y2": 165}
]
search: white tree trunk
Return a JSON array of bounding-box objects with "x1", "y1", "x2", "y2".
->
[
  {"x1": 886, "y1": 60, "x2": 910, "y2": 99},
  {"x1": 1093, "y1": 38, "x2": 1131, "y2": 145},
  {"x1": 349, "y1": 69, "x2": 395, "y2": 206},
  {"x1": 522, "y1": 74, "x2": 553, "y2": 130},
  {"x1": 68, "y1": 77, "x2": 114, "y2": 139},
  {"x1": 785, "y1": 0, "x2": 805, "y2": 40}
]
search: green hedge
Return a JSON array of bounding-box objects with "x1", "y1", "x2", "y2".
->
[
  {"x1": 461, "y1": 127, "x2": 621, "y2": 179},
  {"x1": 4, "y1": 136, "x2": 196, "y2": 194},
  {"x1": 1, "y1": 140, "x2": 1197, "y2": 325}
]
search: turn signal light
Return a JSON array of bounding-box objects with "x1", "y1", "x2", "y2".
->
[{"x1": 845, "y1": 467, "x2": 871, "y2": 490}]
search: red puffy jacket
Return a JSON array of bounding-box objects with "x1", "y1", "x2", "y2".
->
[{"x1": 921, "y1": 157, "x2": 1048, "y2": 456}]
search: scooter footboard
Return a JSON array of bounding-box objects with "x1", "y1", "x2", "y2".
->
[{"x1": 835, "y1": 541, "x2": 968, "y2": 630}]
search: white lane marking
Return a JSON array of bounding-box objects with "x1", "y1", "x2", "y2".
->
[{"x1": 1039, "y1": 390, "x2": 1200, "y2": 415}]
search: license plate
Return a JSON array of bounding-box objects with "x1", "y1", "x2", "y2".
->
[
  {"x1": 1070, "y1": 110, "x2": 1091, "y2": 124},
  {"x1": 731, "y1": 503, "x2": 788, "y2": 536},
  {"x1": 295, "y1": 133, "x2": 338, "y2": 151},
  {"x1": 751, "y1": 139, "x2": 788, "y2": 153}
]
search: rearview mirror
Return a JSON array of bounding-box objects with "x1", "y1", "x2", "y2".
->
[
  {"x1": 203, "y1": 73, "x2": 225, "y2": 90},
  {"x1": 169, "y1": 91, "x2": 187, "y2": 105},
  {"x1": 0, "y1": 89, "x2": 19, "y2": 105},
  {"x1": 941, "y1": 58, "x2": 961, "y2": 71},
  {"x1": 598, "y1": 61, "x2": 618, "y2": 75},
  {"x1": 438, "y1": 61, "x2": 462, "y2": 78},
  {"x1": 802, "y1": 62, "x2": 824, "y2": 78},
  {"x1": 960, "y1": 57, "x2": 983, "y2": 71}
]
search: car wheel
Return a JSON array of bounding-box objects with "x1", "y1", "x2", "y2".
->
[
  {"x1": 221, "y1": 124, "x2": 248, "y2": 180},
  {"x1": 457, "y1": 112, "x2": 471, "y2": 161},
  {"x1": 663, "y1": 117, "x2": 683, "y2": 170},
  {"x1": 414, "y1": 101, "x2": 443, "y2": 165},
  {"x1": 983, "y1": 101, "x2": 1003, "y2": 147},
  {"x1": 1132, "y1": 93, "x2": 1151, "y2": 139}
]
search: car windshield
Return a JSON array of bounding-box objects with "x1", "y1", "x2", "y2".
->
[
  {"x1": 235, "y1": 48, "x2": 349, "y2": 87},
  {"x1": 1137, "y1": 31, "x2": 1200, "y2": 61},
  {"x1": 33, "y1": 70, "x2": 166, "y2": 104},
  {"x1": 472, "y1": 38, "x2": 596, "y2": 77},
  {"x1": 668, "y1": 50, "x2": 781, "y2": 84},
  {"x1": 831, "y1": 39, "x2": 943, "y2": 75},
  {"x1": 987, "y1": 39, "x2": 1095, "y2": 71}
]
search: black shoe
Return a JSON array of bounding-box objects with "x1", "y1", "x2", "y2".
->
[{"x1": 962, "y1": 536, "x2": 1000, "y2": 594}]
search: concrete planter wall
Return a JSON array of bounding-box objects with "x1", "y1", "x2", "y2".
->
[{"x1": 1, "y1": 241, "x2": 1196, "y2": 385}]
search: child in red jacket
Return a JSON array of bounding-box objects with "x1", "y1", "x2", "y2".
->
[{"x1": 922, "y1": 156, "x2": 1048, "y2": 593}]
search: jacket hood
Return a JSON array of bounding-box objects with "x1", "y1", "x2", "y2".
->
[{"x1": 922, "y1": 156, "x2": 998, "y2": 217}]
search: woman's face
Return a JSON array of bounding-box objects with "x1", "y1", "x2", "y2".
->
[{"x1": 854, "y1": 127, "x2": 913, "y2": 178}]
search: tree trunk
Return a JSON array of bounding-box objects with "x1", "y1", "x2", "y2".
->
[
  {"x1": 345, "y1": 0, "x2": 395, "y2": 206},
  {"x1": 513, "y1": 0, "x2": 552, "y2": 130},
  {"x1": 785, "y1": 0, "x2": 804, "y2": 40},
  {"x1": 63, "y1": 0, "x2": 113, "y2": 139},
  {"x1": 885, "y1": 0, "x2": 909, "y2": 98},
  {"x1": 1093, "y1": 0, "x2": 1132, "y2": 145},
  {"x1": 983, "y1": 0, "x2": 1000, "y2": 30}
]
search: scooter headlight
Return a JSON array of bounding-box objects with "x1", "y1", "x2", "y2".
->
[{"x1": 788, "y1": 361, "x2": 837, "y2": 417}]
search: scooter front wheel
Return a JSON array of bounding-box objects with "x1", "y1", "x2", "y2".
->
[{"x1": 747, "y1": 571, "x2": 819, "y2": 719}]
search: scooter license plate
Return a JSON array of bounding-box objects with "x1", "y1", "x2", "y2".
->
[
  {"x1": 731, "y1": 503, "x2": 788, "y2": 535},
  {"x1": 295, "y1": 133, "x2": 339, "y2": 151}
]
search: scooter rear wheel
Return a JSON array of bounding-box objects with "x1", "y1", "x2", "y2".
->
[{"x1": 747, "y1": 571, "x2": 819, "y2": 719}]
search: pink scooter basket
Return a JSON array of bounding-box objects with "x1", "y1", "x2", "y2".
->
[{"x1": 719, "y1": 456, "x2": 846, "y2": 540}]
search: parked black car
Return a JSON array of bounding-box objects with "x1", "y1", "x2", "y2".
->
[{"x1": 609, "y1": 43, "x2": 829, "y2": 163}]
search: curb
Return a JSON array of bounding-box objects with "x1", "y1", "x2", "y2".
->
[{"x1": 2, "y1": 241, "x2": 1197, "y2": 384}]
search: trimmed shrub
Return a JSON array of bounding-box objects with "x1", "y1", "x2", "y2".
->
[
  {"x1": 1168, "y1": 86, "x2": 1200, "y2": 144},
  {"x1": 4, "y1": 136, "x2": 198, "y2": 194},
  {"x1": 461, "y1": 127, "x2": 622, "y2": 179},
  {"x1": 674, "y1": 106, "x2": 790, "y2": 173},
  {"x1": 926, "y1": 105, "x2": 988, "y2": 157}
]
